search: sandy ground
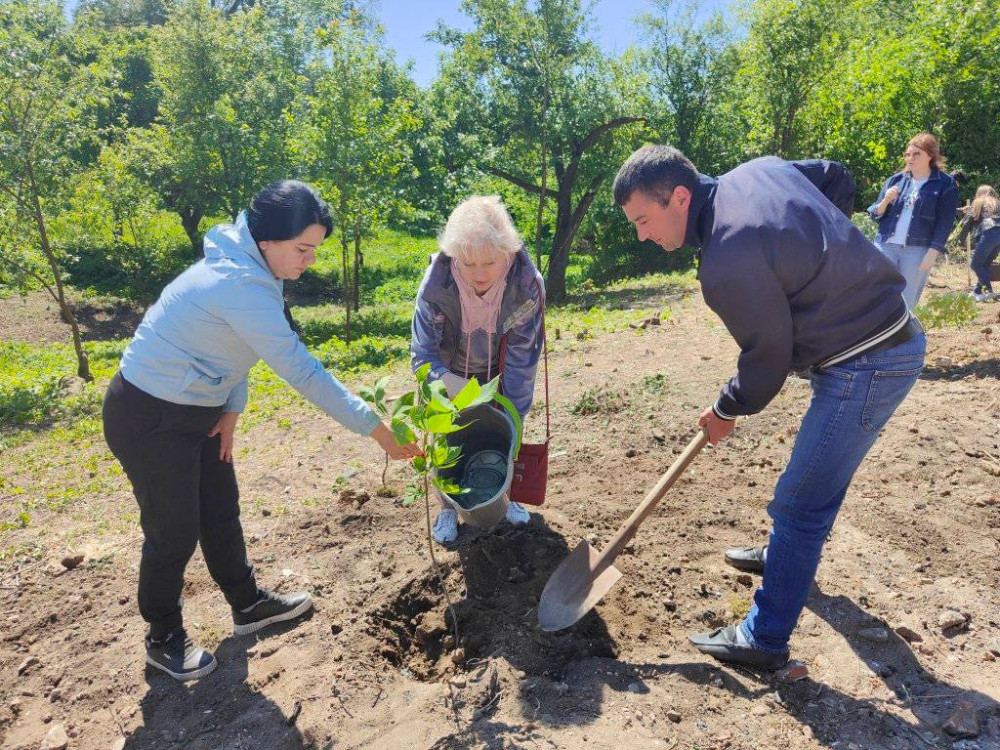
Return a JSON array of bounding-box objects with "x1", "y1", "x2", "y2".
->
[{"x1": 2, "y1": 264, "x2": 999, "y2": 750}]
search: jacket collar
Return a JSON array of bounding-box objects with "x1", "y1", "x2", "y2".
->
[
  {"x1": 684, "y1": 173, "x2": 718, "y2": 249},
  {"x1": 901, "y1": 166, "x2": 943, "y2": 183}
]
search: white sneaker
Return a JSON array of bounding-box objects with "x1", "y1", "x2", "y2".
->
[
  {"x1": 505, "y1": 501, "x2": 530, "y2": 525},
  {"x1": 971, "y1": 291, "x2": 987, "y2": 302},
  {"x1": 432, "y1": 508, "x2": 459, "y2": 544}
]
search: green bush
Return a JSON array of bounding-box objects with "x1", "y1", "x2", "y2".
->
[
  {"x1": 851, "y1": 212, "x2": 878, "y2": 241},
  {"x1": 915, "y1": 292, "x2": 979, "y2": 330}
]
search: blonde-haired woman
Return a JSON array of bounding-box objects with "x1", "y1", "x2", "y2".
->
[
  {"x1": 956, "y1": 185, "x2": 1000, "y2": 301},
  {"x1": 411, "y1": 196, "x2": 545, "y2": 544},
  {"x1": 868, "y1": 132, "x2": 959, "y2": 309}
]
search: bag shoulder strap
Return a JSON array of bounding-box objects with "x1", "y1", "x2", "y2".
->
[{"x1": 498, "y1": 278, "x2": 550, "y2": 442}]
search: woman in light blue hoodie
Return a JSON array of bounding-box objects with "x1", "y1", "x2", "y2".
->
[{"x1": 103, "y1": 181, "x2": 419, "y2": 682}]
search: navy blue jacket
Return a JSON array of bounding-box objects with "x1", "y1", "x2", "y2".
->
[
  {"x1": 866, "y1": 168, "x2": 959, "y2": 252},
  {"x1": 688, "y1": 157, "x2": 908, "y2": 420}
]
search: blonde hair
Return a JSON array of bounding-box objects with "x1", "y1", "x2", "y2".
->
[
  {"x1": 904, "y1": 132, "x2": 947, "y2": 171},
  {"x1": 969, "y1": 185, "x2": 1000, "y2": 222},
  {"x1": 439, "y1": 195, "x2": 522, "y2": 263}
]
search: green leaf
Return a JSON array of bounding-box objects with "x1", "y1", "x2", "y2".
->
[
  {"x1": 425, "y1": 412, "x2": 466, "y2": 435},
  {"x1": 433, "y1": 477, "x2": 466, "y2": 495},
  {"x1": 465, "y1": 375, "x2": 499, "y2": 409},
  {"x1": 357, "y1": 385, "x2": 376, "y2": 403},
  {"x1": 373, "y1": 375, "x2": 391, "y2": 402},
  {"x1": 450, "y1": 377, "x2": 481, "y2": 410},
  {"x1": 492, "y1": 393, "x2": 523, "y2": 456},
  {"x1": 412, "y1": 455, "x2": 426, "y2": 472},
  {"x1": 415, "y1": 362, "x2": 431, "y2": 382},
  {"x1": 390, "y1": 418, "x2": 416, "y2": 445},
  {"x1": 428, "y1": 389, "x2": 456, "y2": 414},
  {"x1": 391, "y1": 391, "x2": 415, "y2": 416}
]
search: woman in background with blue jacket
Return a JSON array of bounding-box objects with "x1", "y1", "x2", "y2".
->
[
  {"x1": 868, "y1": 132, "x2": 959, "y2": 309},
  {"x1": 411, "y1": 195, "x2": 545, "y2": 544},
  {"x1": 103, "y1": 181, "x2": 419, "y2": 682}
]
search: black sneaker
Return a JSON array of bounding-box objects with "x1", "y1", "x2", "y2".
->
[
  {"x1": 145, "y1": 628, "x2": 217, "y2": 681},
  {"x1": 233, "y1": 589, "x2": 313, "y2": 636}
]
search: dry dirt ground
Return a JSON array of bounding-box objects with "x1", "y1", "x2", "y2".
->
[{"x1": 2, "y1": 266, "x2": 999, "y2": 750}]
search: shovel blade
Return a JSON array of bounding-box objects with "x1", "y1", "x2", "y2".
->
[{"x1": 537, "y1": 540, "x2": 623, "y2": 632}]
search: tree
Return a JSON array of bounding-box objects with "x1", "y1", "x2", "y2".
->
[
  {"x1": 734, "y1": 0, "x2": 848, "y2": 158},
  {"x1": 293, "y1": 9, "x2": 419, "y2": 341},
  {"x1": 638, "y1": 0, "x2": 735, "y2": 168},
  {"x1": 0, "y1": 0, "x2": 108, "y2": 381},
  {"x1": 141, "y1": 0, "x2": 297, "y2": 250},
  {"x1": 432, "y1": 0, "x2": 646, "y2": 301}
]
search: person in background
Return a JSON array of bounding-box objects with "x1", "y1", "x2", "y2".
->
[
  {"x1": 955, "y1": 185, "x2": 1000, "y2": 301},
  {"x1": 868, "y1": 133, "x2": 959, "y2": 309},
  {"x1": 103, "y1": 181, "x2": 420, "y2": 682},
  {"x1": 410, "y1": 196, "x2": 545, "y2": 544}
]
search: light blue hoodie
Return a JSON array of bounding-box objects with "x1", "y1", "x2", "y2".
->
[{"x1": 119, "y1": 212, "x2": 380, "y2": 436}]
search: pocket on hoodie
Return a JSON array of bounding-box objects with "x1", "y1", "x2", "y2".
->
[{"x1": 180, "y1": 363, "x2": 224, "y2": 397}]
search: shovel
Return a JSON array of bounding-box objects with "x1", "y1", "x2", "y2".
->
[{"x1": 538, "y1": 427, "x2": 709, "y2": 632}]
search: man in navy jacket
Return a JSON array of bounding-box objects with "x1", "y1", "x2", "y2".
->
[{"x1": 614, "y1": 146, "x2": 926, "y2": 669}]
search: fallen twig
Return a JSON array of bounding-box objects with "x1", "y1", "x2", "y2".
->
[{"x1": 106, "y1": 698, "x2": 127, "y2": 738}]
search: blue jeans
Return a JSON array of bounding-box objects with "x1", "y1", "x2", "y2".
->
[
  {"x1": 740, "y1": 332, "x2": 926, "y2": 654},
  {"x1": 971, "y1": 226, "x2": 1000, "y2": 295},
  {"x1": 876, "y1": 240, "x2": 931, "y2": 310}
]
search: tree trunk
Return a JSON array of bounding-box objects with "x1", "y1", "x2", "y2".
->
[
  {"x1": 28, "y1": 166, "x2": 92, "y2": 382},
  {"x1": 353, "y1": 222, "x2": 362, "y2": 314},
  {"x1": 339, "y1": 204, "x2": 352, "y2": 345},
  {"x1": 546, "y1": 187, "x2": 573, "y2": 302},
  {"x1": 486, "y1": 116, "x2": 645, "y2": 302},
  {"x1": 179, "y1": 206, "x2": 205, "y2": 256},
  {"x1": 545, "y1": 173, "x2": 603, "y2": 303}
]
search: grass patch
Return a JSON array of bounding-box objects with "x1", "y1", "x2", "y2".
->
[
  {"x1": 915, "y1": 292, "x2": 979, "y2": 330},
  {"x1": 571, "y1": 385, "x2": 630, "y2": 416}
]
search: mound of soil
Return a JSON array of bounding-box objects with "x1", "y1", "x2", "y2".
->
[{"x1": 367, "y1": 521, "x2": 618, "y2": 681}]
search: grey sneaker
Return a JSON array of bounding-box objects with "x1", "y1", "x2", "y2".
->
[
  {"x1": 145, "y1": 628, "x2": 216, "y2": 681},
  {"x1": 505, "y1": 501, "x2": 530, "y2": 525},
  {"x1": 689, "y1": 624, "x2": 789, "y2": 670},
  {"x1": 432, "y1": 508, "x2": 459, "y2": 544},
  {"x1": 233, "y1": 588, "x2": 313, "y2": 636}
]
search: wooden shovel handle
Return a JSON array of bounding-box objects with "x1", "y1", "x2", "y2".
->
[{"x1": 594, "y1": 427, "x2": 709, "y2": 575}]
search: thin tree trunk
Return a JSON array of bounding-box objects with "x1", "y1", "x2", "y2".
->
[
  {"x1": 28, "y1": 165, "x2": 91, "y2": 381},
  {"x1": 339, "y1": 207, "x2": 352, "y2": 345},
  {"x1": 534, "y1": 79, "x2": 550, "y2": 273},
  {"x1": 353, "y1": 223, "x2": 362, "y2": 314}
]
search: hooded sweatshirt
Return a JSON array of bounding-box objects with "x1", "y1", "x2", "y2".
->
[{"x1": 119, "y1": 212, "x2": 379, "y2": 436}]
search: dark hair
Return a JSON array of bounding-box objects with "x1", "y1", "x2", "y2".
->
[
  {"x1": 613, "y1": 144, "x2": 699, "y2": 206},
  {"x1": 950, "y1": 169, "x2": 968, "y2": 188},
  {"x1": 246, "y1": 180, "x2": 333, "y2": 244}
]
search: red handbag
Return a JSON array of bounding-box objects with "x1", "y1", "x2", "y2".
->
[{"x1": 497, "y1": 285, "x2": 550, "y2": 506}]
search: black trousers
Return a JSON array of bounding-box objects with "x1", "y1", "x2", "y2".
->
[{"x1": 103, "y1": 372, "x2": 258, "y2": 638}]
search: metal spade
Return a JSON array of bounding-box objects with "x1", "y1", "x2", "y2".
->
[{"x1": 538, "y1": 427, "x2": 709, "y2": 632}]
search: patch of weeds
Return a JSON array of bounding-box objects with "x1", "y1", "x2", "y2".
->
[
  {"x1": 0, "y1": 510, "x2": 31, "y2": 531},
  {"x1": 571, "y1": 385, "x2": 630, "y2": 416},
  {"x1": 640, "y1": 373, "x2": 670, "y2": 395},
  {"x1": 916, "y1": 292, "x2": 978, "y2": 330},
  {"x1": 0, "y1": 540, "x2": 44, "y2": 570},
  {"x1": 729, "y1": 594, "x2": 752, "y2": 620}
]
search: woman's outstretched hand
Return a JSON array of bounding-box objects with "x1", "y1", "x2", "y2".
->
[{"x1": 371, "y1": 422, "x2": 423, "y2": 460}]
